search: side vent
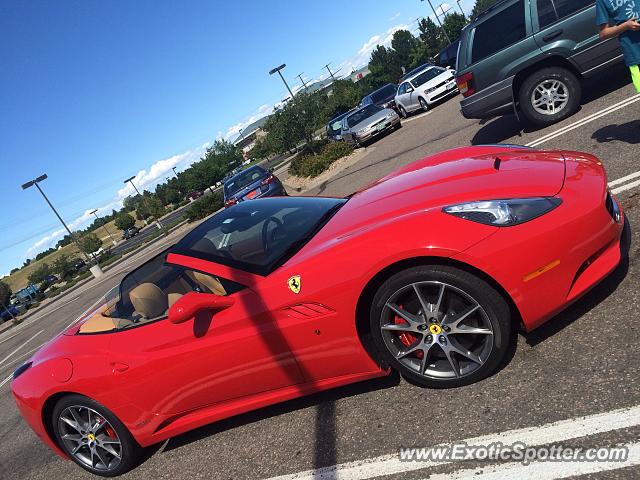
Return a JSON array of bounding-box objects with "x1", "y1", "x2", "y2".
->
[{"x1": 281, "y1": 303, "x2": 335, "y2": 319}]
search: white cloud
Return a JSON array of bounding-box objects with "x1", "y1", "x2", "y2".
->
[
  {"x1": 338, "y1": 23, "x2": 409, "y2": 74},
  {"x1": 26, "y1": 228, "x2": 65, "y2": 257},
  {"x1": 389, "y1": 12, "x2": 401, "y2": 21},
  {"x1": 221, "y1": 103, "x2": 274, "y2": 142}
]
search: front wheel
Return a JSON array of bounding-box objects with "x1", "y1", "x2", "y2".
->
[
  {"x1": 518, "y1": 67, "x2": 581, "y2": 126},
  {"x1": 419, "y1": 97, "x2": 429, "y2": 112},
  {"x1": 398, "y1": 104, "x2": 408, "y2": 118},
  {"x1": 369, "y1": 266, "x2": 512, "y2": 388},
  {"x1": 52, "y1": 395, "x2": 140, "y2": 477}
]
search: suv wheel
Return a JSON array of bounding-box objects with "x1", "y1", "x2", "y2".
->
[
  {"x1": 398, "y1": 105, "x2": 408, "y2": 118},
  {"x1": 518, "y1": 67, "x2": 581, "y2": 126},
  {"x1": 419, "y1": 97, "x2": 429, "y2": 112}
]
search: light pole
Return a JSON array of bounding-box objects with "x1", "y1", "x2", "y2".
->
[
  {"x1": 22, "y1": 174, "x2": 103, "y2": 278},
  {"x1": 172, "y1": 167, "x2": 178, "y2": 177},
  {"x1": 323, "y1": 63, "x2": 336, "y2": 81},
  {"x1": 421, "y1": 0, "x2": 452, "y2": 44},
  {"x1": 269, "y1": 63, "x2": 295, "y2": 99},
  {"x1": 89, "y1": 209, "x2": 117, "y2": 247},
  {"x1": 124, "y1": 176, "x2": 161, "y2": 229},
  {"x1": 456, "y1": 0, "x2": 465, "y2": 15},
  {"x1": 297, "y1": 73, "x2": 308, "y2": 89}
]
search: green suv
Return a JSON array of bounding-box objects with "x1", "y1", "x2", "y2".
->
[{"x1": 456, "y1": 0, "x2": 623, "y2": 126}]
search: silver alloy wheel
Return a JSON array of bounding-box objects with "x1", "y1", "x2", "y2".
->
[
  {"x1": 419, "y1": 98, "x2": 429, "y2": 111},
  {"x1": 379, "y1": 281, "x2": 494, "y2": 379},
  {"x1": 58, "y1": 405, "x2": 122, "y2": 472},
  {"x1": 531, "y1": 79, "x2": 569, "y2": 116}
]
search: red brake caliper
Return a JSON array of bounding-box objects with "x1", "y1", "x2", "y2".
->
[{"x1": 395, "y1": 305, "x2": 423, "y2": 358}]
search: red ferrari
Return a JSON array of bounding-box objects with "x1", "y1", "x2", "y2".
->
[{"x1": 12, "y1": 146, "x2": 625, "y2": 476}]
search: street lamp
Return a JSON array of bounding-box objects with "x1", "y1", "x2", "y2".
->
[
  {"x1": 269, "y1": 63, "x2": 295, "y2": 99},
  {"x1": 89, "y1": 209, "x2": 117, "y2": 247},
  {"x1": 124, "y1": 176, "x2": 162, "y2": 229},
  {"x1": 297, "y1": 73, "x2": 308, "y2": 89},
  {"x1": 172, "y1": 167, "x2": 178, "y2": 177},
  {"x1": 323, "y1": 63, "x2": 336, "y2": 81},
  {"x1": 421, "y1": 0, "x2": 452, "y2": 44},
  {"x1": 22, "y1": 174, "x2": 103, "y2": 278}
]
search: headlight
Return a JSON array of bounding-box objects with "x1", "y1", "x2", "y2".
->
[
  {"x1": 358, "y1": 126, "x2": 370, "y2": 134},
  {"x1": 426, "y1": 86, "x2": 437, "y2": 93},
  {"x1": 13, "y1": 361, "x2": 32, "y2": 380},
  {"x1": 386, "y1": 111, "x2": 396, "y2": 119},
  {"x1": 443, "y1": 198, "x2": 562, "y2": 226}
]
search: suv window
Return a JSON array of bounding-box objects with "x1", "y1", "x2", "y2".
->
[
  {"x1": 398, "y1": 83, "x2": 407, "y2": 95},
  {"x1": 536, "y1": 0, "x2": 593, "y2": 28},
  {"x1": 471, "y1": 0, "x2": 526, "y2": 63}
]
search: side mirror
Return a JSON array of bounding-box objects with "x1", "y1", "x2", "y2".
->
[
  {"x1": 406, "y1": 86, "x2": 414, "y2": 93},
  {"x1": 168, "y1": 292, "x2": 234, "y2": 324}
]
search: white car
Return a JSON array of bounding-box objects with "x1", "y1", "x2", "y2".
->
[{"x1": 394, "y1": 66, "x2": 458, "y2": 118}]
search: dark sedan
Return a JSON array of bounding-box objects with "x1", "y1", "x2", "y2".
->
[
  {"x1": 223, "y1": 165, "x2": 286, "y2": 208},
  {"x1": 360, "y1": 83, "x2": 397, "y2": 111}
]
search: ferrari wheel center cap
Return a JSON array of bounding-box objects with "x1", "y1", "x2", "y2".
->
[
  {"x1": 87, "y1": 433, "x2": 95, "y2": 442},
  {"x1": 428, "y1": 324, "x2": 442, "y2": 335}
]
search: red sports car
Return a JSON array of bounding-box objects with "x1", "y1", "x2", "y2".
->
[{"x1": 12, "y1": 146, "x2": 625, "y2": 476}]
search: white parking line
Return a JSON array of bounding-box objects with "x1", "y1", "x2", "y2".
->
[
  {"x1": 266, "y1": 404, "x2": 640, "y2": 480},
  {"x1": 526, "y1": 94, "x2": 640, "y2": 148},
  {"x1": 403, "y1": 111, "x2": 432, "y2": 123},
  {"x1": 609, "y1": 170, "x2": 640, "y2": 187},
  {"x1": 0, "y1": 330, "x2": 43, "y2": 367},
  {"x1": 0, "y1": 373, "x2": 13, "y2": 389},
  {"x1": 612, "y1": 178, "x2": 640, "y2": 195},
  {"x1": 425, "y1": 441, "x2": 640, "y2": 480}
]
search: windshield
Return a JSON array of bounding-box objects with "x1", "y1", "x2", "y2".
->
[
  {"x1": 224, "y1": 166, "x2": 267, "y2": 196},
  {"x1": 172, "y1": 196, "x2": 346, "y2": 275},
  {"x1": 410, "y1": 67, "x2": 445, "y2": 87},
  {"x1": 370, "y1": 84, "x2": 396, "y2": 102},
  {"x1": 347, "y1": 105, "x2": 382, "y2": 127}
]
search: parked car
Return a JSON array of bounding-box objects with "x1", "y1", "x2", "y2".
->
[
  {"x1": 359, "y1": 83, "x2": 398, "y2": 110},
  {"x1": 12, "y1": 146, "x2": 626, "y2": 476},
  {"x1": 42, "y1": 274, "x2": 58, "y2": 288},
  {"x1": 326, "y1": 111, "x2": 351, "y2": 142},
  {"x1": 400, "y1": 63, "x2": 433, "y2": 82},
  {"x1": 223, "y1": 165, "x2": 286, "y2": 208},
  {"x1": 122, "y1": 227, "x2": 140, "y2": 240},
  {"x1": 456, "y1": 0, "x2": 622, "y2": 126},
  {"x1": 74, "y1": 259, "x2": 87, "y2": 271},
  {"x1": 0, "y1": 305, "x2": 19, "y2": 323},
  {"x1": 395, "y1": 66, "x2": 458, "y2": 118},
  {"x1": 436, "y1": 39, "x2": 460, "y2": 69},
  {"x1": 340, "y1": 104, "x2": 401, "y2": 147},
  {"x1": 187, "y1": 191, "x2": 203, "y2": 201}
]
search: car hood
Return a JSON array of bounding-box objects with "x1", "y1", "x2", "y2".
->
[
  {"x1": 319, "y1": 146, "x2": 566, "y2": 237},
  {"x1": 417, "y1": 71, "x2": 455, "y2": 90},
  {"x1": 350, "y1": 109, "x2": 395, "y2": 131}
]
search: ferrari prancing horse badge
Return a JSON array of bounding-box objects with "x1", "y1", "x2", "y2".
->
[{"x1": 287, "y1": 275, "x2": 301, "y2": 294}]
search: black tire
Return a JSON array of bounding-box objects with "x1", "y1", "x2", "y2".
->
[
  {"x1": 369, "y1": 265, "x2": 512, "y2": 388},
  {"x1": 419, "y1": 97, "x2": 429, "y2": 112},
  {"x1": 398, "y1": 104, "x2": 408, "y2": 119},
  {"x1": 394, "y1": 121, "x2": 402, "y2": 130},
  {"x1": 52, "y1": 394, "x2": 140, "y2": 477},
  {"x1": 518, "y1": 67, "x2": 581, "y2": 127}
]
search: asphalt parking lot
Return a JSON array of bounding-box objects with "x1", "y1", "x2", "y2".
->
[{"x1": 1, "y1": 65, "x2": 639, "y2": 480}]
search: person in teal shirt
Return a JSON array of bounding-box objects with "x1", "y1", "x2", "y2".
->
[{"x1": 596, "y1": 0, "x2": 640, "y2": 92}]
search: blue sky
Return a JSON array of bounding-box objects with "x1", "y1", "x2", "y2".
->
[{"x1": 0, "y1": 0, "x2": 473, "y2": 278}]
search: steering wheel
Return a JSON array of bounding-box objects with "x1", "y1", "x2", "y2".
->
[{"x1": 261, "y1": 216, "x2": 283, "y2": 255}]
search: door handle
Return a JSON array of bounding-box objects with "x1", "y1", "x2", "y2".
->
[
  {"x1": 110, "y1": 362, "x2": 129, "y2": 373},
  {"x1": 542, "y1": 29, "x2": 563, "y2": 42}
]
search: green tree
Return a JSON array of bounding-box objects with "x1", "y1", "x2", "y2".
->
[
  {"x1": 324, "y1": 79, "x2": 363, "y2": 119},
  {"x1": 115, "y1": 212, "x2": 135, "y2": 231},
  {"x1": 368, "y1": 45, "x2": 403, "y2": 87},
  {"x1": 418, "y1": 17, "x2": 447, "y2": 58},
  {"x1": 28, "y1": 263, "x2": 51, "y2": 285},
  {"x1": 52, "y1": 254, "x2": 76, "y2": 280},
  {"x1": 78, "y1": 232, "x2": 102, "y2": 254},
  {"x1": 146, "y1": 196, "x2": 165, "y2": 219},
  {"x1": 471, "y1": 0, "x2": 499, "y2": 19},
  {"x1": 442, "y1": 12, "x2": 467, "y2": 41},
  {"x1": 0, "y1": 281, "x2": 12, "y2": 306},
  {"x1": 391, "y1": 30, "x2": 420, "y2": 70}
]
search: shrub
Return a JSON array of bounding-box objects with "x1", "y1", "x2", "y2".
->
[
  {"x1": 289, "y1": 142, "x2": 354, "y2": 178},
  {"x1": 186, "y1": 192, "x2": 224, "y2": 222}
]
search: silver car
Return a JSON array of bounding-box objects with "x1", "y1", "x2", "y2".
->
[
  {"x1": 340, "y1": 105, "x2": 401, "y2": 147},
  {"x1": 395, "y1": 66, "x2": 458, "y2": 118}
]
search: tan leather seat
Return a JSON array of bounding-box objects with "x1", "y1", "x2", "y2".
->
[
  {"x1": 189, "y1": 271, "x2": 227, "y2": 296},
  {"x1": 168, "y1": 292, "x2": 183, "y2": 308},
  {"x1": 129, "y1": 283, "x2": 168, "y2": 319}
]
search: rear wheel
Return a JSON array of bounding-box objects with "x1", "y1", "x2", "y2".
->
[
  {"x1": 369, "y1": 266, "x2": 512, "y2": 388},
  {"x1": 52, "y1": 394, "x2": 140, "y2": 477},
  {"x1": 518, "y1": 67, "x2": 581, "y2": 126}
]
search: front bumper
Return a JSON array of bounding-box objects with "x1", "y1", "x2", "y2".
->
[
  {"x1": 355, "y1": 116, "x2": 401, "y2": 142},
  {"x1": 454, "y1": 152, "x2": 625, "y2": 331},
  {"x1": 425, "y1": 79, "x2": 459, "y2": 104}
]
